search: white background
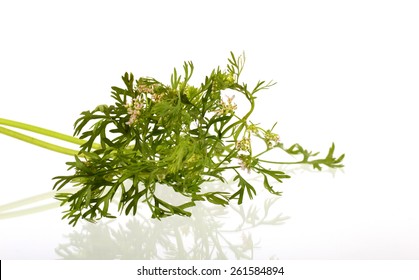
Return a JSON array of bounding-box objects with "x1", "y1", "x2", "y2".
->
[{"x1": 1, "y1": 0, "x2": 419, "y2": 260}]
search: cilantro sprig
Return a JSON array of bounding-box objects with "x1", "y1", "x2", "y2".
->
[{"x1": 0, "y1": 53, "x2": 344, "y2": 226}]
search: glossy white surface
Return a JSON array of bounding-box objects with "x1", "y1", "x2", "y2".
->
[{"x1": 1, "y1": 0, "x2": 419, "y2": 259}]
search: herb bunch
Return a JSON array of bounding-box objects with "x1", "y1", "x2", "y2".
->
[{"x1": 1, "y1": 53, "x2": 344, "y2": 226}]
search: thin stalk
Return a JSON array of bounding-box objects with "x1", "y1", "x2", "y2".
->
[
  {"x1": 219, "y1": 87, "x2": 255, "y2": 138},
  {"x1": 253, "y1": 148, "x2": 272, "y2": 158},
  {"x1": 258, "y1": 159, "x2": 304, "y2": 165},
  {"x1": 0, "y1": 126, "x2": 78, "y2": 156},
  {"x1": 0, "y1": 118, "x2": 102, "y2": 155},
  {"x1": 1, "y1": 118, "x2": 80, "y2": 145},
  {"x1": 214, "y1": 165, "x2": 241, "y2": 171}
]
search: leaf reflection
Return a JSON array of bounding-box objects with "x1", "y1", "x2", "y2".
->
[{"x1": 55, "y1": 196, "x2": 286, "y2": 260}]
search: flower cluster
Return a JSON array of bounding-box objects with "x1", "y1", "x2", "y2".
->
[
  {"x1": 124, "y1": 97, "x2": 143, "y2": 126},
  {"x1": 264, "y1": 130, "x2": 280, "y2": 148},
  {"x1": 215, "y1": 95, "x2": 237, "y2": 115},
  {"x1": 151, "y1": 93, "x2": 163, "y2": 103},
  {"x1": 135, "y1": 84, "x2": 154, "y2": 94},
  {"x1": 247, "y1": 123, "x2": 259, "y2": 135},
  {"x1": 238, "y1": 154, "x2": 252, "y2": 173},
  {"x1": 236, "y1": 137, "x2": 251, "y2": 152}
]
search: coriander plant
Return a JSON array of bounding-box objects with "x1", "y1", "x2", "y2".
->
[{"x1": 0, "y1": 53, "x2": 344, "y2": 226}]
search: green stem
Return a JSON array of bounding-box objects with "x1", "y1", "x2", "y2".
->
[
  {"x1": 0, "y1": 118, "x2": 101, "y2": 155},
  {"x1": 0, "y1": 126, "x2": 78, "y2": 156},
  {"x1": 253, "y1": 147, "x2": 275, "y2": 158},
  {"x1": 215, "y1": 165, "x2": 241, "y2": 171},
  {"x1": 220, "y1": 88, "x2": 255, "y2": 137},
  {"x1": 0, "y1": 118, "x2": 84, "y2": 146},
  {"x1": 258, "y1": 159, "x2": 304, "y2": 165}
]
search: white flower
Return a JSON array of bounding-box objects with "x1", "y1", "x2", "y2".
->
[
  {"x1": 264, "y1": 130, "x2": 280, "y2": 148},
  {"x1": 125, "y1": 97, "x2": 143, "y2": 126},
  {"x1": 215, "y1": 95, "x2": 237, "y2": 115},
  {"x1": 236, "y1": 137, "x2": 251, "y2": 152},
  {"x1": 238, "y1": 154, "x2": 251, "y2": 174}
]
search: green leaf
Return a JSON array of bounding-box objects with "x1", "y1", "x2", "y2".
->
[
  {"x1": 258, "y1": 168, "x2": 290, "y2": 183},
  {"x1": 263, "y1": 174, "x2": 282, "y2": 196},
  {"x1": 200, "y1": 192, "x2": 230, "y2": 206},
  {"x1": 230, "y1": 173, "x2": 256, "y2": 205}
]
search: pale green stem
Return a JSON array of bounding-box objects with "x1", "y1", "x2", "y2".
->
[
  {"x1": 0, "y1": 125, "x2": 78, "y2": 156},
  {"x1": 258, "y1": 159, "x2": 303, "y2": 165},
  {"x1": 0, "y1": 117, "x2": 101, "y2": 155},
  {"x1": 0, "y1": 118, "x2": 82, "y2": 145}
]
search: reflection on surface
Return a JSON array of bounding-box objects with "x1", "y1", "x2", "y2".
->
[
  {"x1": 0, "y1": 166, "x2": 341, "y2": 260},
  {"x1": 0, "y1": 191, "x2": 62, "y2": 220},
  {"x1": 55, "y1": 196, "x2": 286, "y2": 260}
]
